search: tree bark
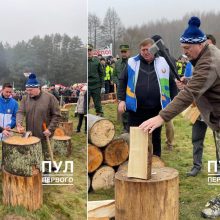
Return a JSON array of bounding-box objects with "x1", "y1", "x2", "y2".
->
[
  {"x1": 104, "y1": 139, "x2": 129, "y2": 167},
  {"x1": 52, "y1": 135, "x2": 72, "y2": 156},
  {"x1": 88, "y1": 144, "x2": 103, "y2": 173},
  {"x1": 115, "y1": 168, "x2": 179, "y2": 220},
  {"x1": 88, "y1": 114, "x2": 115, "y2": 147},
  {"x1": 60, "y1": 108, "x2": 69, "y2": 122},
  {"x1": 2, "y1": 136, "x2": 43, "y2": 176}
]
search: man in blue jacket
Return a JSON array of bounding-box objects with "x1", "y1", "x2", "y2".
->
[{"x1": 0, "y1": 83, "x2": 18, "y2": 140}]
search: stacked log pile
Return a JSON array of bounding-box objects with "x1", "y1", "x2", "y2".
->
[
  {"x1": 88, "y1": 114, "x2": 166, "y2": 192},
  {"x1": 88, "y1": 114, "x2": 129, "y2": 192}
]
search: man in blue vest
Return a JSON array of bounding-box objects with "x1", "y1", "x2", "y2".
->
[{"x1": 118, "y1": 38, "x2": 177, "y2": 157}]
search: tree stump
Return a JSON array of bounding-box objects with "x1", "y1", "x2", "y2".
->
[
  {"x1": 92, "y1": 165, "x2": 115, "y2": 191},
  {"x1": 2, "y1": 167, "x2": 42, "y2": 211},
  {"x1": 2, "y1": 136, "x2": 43, "y2": 176},
  {"x1": 2, "y1": 136, "x2": 43, "y2": 211},
  {"x1": 104, "y1": 139, "x2": 129, "y2": 167},
  {"x1": 88, "y1": 144, "x2": 103, "y2": 173},
  {"x1": 59, "y1": 121, "x2": 73, "y2": 136},
  {"x1": 52, "y1": 135, "x2": 72, "y2": 156},
  {"x1": 88, "y1": 114, "x2": 115, "y2": 147},
  {"x1": 60, "y1": 108, "x2": 69, "y2": 122},
  {"x1": 115, "y1": 168, "x2": 179, "y2": 220}
]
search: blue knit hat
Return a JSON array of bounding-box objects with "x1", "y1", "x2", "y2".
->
[
  {"x1": 180, "y1": 17, "x2": 207, "y2": 44},
  {"x1": 25, "y1": 73, "x2": 40, "y2": 88}
]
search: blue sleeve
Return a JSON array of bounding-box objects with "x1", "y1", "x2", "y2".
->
[
  {"x1": 10, "y1": 101, "x2": 19, "y2": 128},
  {"x1": 184, "y1": 62, "x2": 193, "y2": 78}
]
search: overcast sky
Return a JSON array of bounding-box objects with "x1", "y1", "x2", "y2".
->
[
  {"x1": 89, "y1": 0, "x2": 220, "y2": 27},
  {"x1": 0, "y1": 0, "x2": 87, "y2": 45}
]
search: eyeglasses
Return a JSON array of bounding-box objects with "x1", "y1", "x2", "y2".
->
[{"x1": 121, "y1": 51, "x2": 127, "y2": 53}]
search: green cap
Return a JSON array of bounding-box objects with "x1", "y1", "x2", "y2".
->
[
  {"x1": 88, "y1": 44, "x2": 93, "y2": 50},
  {"x1": 119, "y1": 44, "x2": 130, "y2": 51}
]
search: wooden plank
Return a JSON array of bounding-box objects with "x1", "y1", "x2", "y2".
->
[
  {"x1": 88, "y1": 200, "x2": 115, "y2": 219},
  {"x1": 128, "y1": 127, "x2": 148, "y2": 179}
]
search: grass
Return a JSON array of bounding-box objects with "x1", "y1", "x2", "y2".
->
[
  {"x1": 89, "y1": 103, "x2": 220, "y2": 220},
  {"x1": 0, "y1": 110, "x2": 87, "y2": 220}
]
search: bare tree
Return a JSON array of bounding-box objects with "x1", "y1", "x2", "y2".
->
[
  {"x1": 88, "y1": 13, "x2": 101, "y2": 49},
  {"x1": 101, "y1": 8, "x2": 125, "y2": 56}
]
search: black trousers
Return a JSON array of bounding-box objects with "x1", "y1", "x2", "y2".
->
[
  {"x1": 192, "y1": 120, "x2": 207, "y2": 169},
  {"x1": 105, "y1": 80, "x2": 110, "y2": 94},
  {"x1": 128, "y1": 108, "x2": 162, "y2": 157},
  {"x1": 77, "y1": 113, "x2": 87, "y2": 132}
]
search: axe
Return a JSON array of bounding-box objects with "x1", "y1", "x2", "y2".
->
[
  {"x1": 149, "y1": 39, "x2": 181, "y2": 81},
  {"x1": 42, "y1": 122, "x2": 57, "y2": 171},
  {"x1": 8, "y1": 128, "x2": 32, "y2": 138}
]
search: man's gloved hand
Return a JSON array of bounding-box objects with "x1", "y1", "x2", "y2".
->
[{"x1": 101, "y1": 87, "x2": 105, "y2": 94}]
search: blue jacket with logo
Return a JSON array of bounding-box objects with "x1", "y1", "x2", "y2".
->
[{"x1": 0, "y1": 95, "x2": 18, "y2": 131}]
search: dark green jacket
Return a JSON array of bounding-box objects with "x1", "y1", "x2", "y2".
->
[
  {"x1": 88, "y1": 57, "x2": 104, "y2": 90},
  {"x1": 113, "y1": 58, "x2": 128, "y2": 85}
]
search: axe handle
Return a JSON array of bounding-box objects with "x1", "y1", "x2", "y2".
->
[
  {"x1": 8, "y1": 128, "x2": 23, "y2": 134},
  {"x1": 43, "y1": 122, "x2": 56, "y2": 168},
  {"x1": 46, "y1": 136, "x2": 55, "y2": 166}
]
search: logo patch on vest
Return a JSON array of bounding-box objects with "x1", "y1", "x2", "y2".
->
[
  {"x1": 161, "y1": 68, "x2": 166, "y2": 73},
  {"x1": 7, "y1": 109, "x2": 11, "y2": 113}
]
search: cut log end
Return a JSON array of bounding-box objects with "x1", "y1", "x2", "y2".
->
[
  {"x1": 90, "y1": 120, "x2": 115, "y2": 147},
  {"x1": 52, "y1": 135, "x2": 71, "y2": 141},
  {"x1": 54, "y1": 127, "x2": 65, "y2": 136},
  {"x1": 3, "y1": 136, "x2": 40, "y2": 145},
  {"x1": 88, "y1": 144, "x2": 103, "y2": 173},
  {"x1": 104, "y1": 139, "x2": 129, "y2": 167},
  {"x1": 92, "y1": 166, "x2": 115, "y2": 191},
  {"x1": 116, "y1": 167, "x2": 178, "y2": 183}
]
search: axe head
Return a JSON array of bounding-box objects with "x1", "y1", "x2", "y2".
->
[
  {"x1": 149, "y1": 43, "x2": 159, "y2": 56},
  {"x1": 22, "y1": 131, "x2": 32, "y2": 138},
  {"x1": 149, "y1": 39, "x2": 165, "y2": 56}
]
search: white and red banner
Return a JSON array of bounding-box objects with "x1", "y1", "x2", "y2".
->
[{"x1": 93, "y1": 44, "x2": 112, "y2": 57}]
